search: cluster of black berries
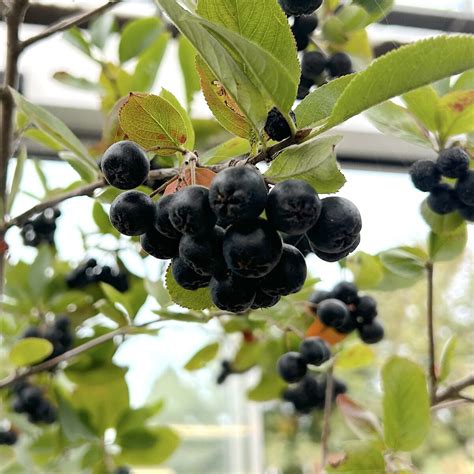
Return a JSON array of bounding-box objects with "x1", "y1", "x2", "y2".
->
[
  {"x1": 66, "y1": 258, "x2": 129, "y2": 293},
  {"x1": 409, "y1": 148, "x2": 473, "y2": 221},
  {"x1": 11, "y1": 381, "x2": 57, "y2": 425},
  {"x1": 20, "y1": 208, "x2": 61, "y2": 247},
  {"x1": 0, "y1": 428, "x2": 18, "y2": 446},
  {"x1": 298, "y1": 51, "x2": 353, "y2": 99},
  {"x1": 115, "y1": 467, "x2": 130, "y2": 474},
  {"x1": 310, "y1": 282, "x2": 384, "y2": 344},
  {"x1": 23, "y1": 316, "x2": 73, "y2": 360}
]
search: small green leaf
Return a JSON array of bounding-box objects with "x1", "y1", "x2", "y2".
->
[
  {"x1": 421, "y1": 199, "x2": 464, "y2": 235},
  {"x1": 184, "y1": 342, "x2": 219, "y2": 370},
  {"x1": 265, "y1": 135, "x2": 345, "y2": 194},
  {"x1": 178, "y1": 36, "x2": 201, "y2": 108},
  {"x1": 119, "y1": 92, "x2": 187, "y2": 152},
  {"x1": 322, "y1": 16, "x2": 347, "y2": 44},
  {"x1": 247, "y1": 371, "x2": 287, "y2": 401},
  {"x1": 200, "y1": 137, "x2": 251, "y2": 165},
  {"x1": 116, "y1": 400, "x2": 164, "y2": 435},
  {"x1": 402, "y1": 86, "x2": 440, "y2": 132},
  {"x1": 337, "y1": 5, "x2": 370, "y2": 31},
  {"x1": 119, "y1": 17, "x2": 162, "y2": 62},
  {"x1": 428, "y1": 225, "x2": 467, "y2": 262},
  {"x1": 29, "y1": 245, "x2": 53, "y2": 299},
  {"x1": 347, "y1": 252, "x2": 384, "y2": 290},
  {"x1": 233, "y1": 341, "x2": 261, "y2": 372},
  {"x1": 57, "y1": 392, "x2": 96, "y2": 442},
  {"x1": 439, "y1": 335, "x2": 457, "y2": 383},
  {"x1": 438, "y1": 90, "x2": 474, "y2": 138},
  {"x1": 92, "y1": 201, "x2": 116, "y2": 235},
  {"x1": 451, "y1": 69, "x2": 474, "y2": 92},
  {"x1": 7, "y1": 145, "x2": 27, "y2": 213},
  {"x1": 90, "y1": 14, "x2": 116, "y2": 50},
  {"x1": 336, "y1": 343, "x2": 374, "y2": 370},
  {"x1": 379, "y1": 247, "x2": 426, "y2": 279},
  {"x1": 64, "y1": 27, "x2": 92, "y2": 56},
  {"x1": 382, "y1": 356, "x2": 430, "y2": 452},
  {"x1": 10, "y1": 338, "x2": 53, "y2": 366},
  {"x1": 165, "y1": 264, "x2": 213, "y2": 310},
  {"x1": 353, "y1": 0, "x2": 394, "y2": 22},
  {"x1": 53, "y1": 72, "x2": 102, "y2": 91},
  {"x1": 326, "y1": 441, "x2": 385, "y2": 473}
]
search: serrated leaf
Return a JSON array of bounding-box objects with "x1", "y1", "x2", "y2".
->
[
  {"x1": 119, "y1": 17, "x2": 162, "y2": 62},
  {"x1": 196, "y1": 56, "x2": 253, "y2": 139},
  {"x1": 428, "y1": 225, "x2": 467, "y2": 262},
  {"x1": 165, "y1": 264, "x2": 213, "y2": 310},
  {"x1": 439, "y1": 335, "x2": 457, "y2": 383},
  {"x1": 421, "y1": 199, "x2": 464, "y2": 235},
  {"x1": 402, "y1": 86, "x2": 440, "y2": 132},
  {"x1": 347, "y1": 252, "x2": 384, "y2": 290},
  {"x1": 10, "y1": 338, "x2": 53, "y2": 366},
  {"x1": 265, "y1": 135, "x2": 345, "y2": 194},
  {"x1": 382, "y1": 356, "x2": 430, "y2": 452},
  {"x1": 324, "y1": 35, "x2": 474, "y2": 132},
  {"x1": 184, "y1": 342, "x2": 219, "y2": 370},
  {"x1": 327, "y1": 441, "x2": 385, "y2": 473},
  {"x1": 365, "y1": 101, "x2": 432, "y2": 148},
  {"x1": 178, "y1": 36, "x2": 201, "y2": 109},
  {"x1": 200, "y1": 137, "x2": 251, "y2": 165},
  {"x1": 119, "y1": 92, "x2": 187, "y2": 152},
  {"x1": 7, "y1": 145, "x2": 26, "y2": 213},
  {"x1": 336, "y1": 343, "x2": 374, "y2": 370}
]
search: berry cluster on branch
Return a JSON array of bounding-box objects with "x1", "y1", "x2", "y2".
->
[
  {"x1": 20, "y1": 207, "x2": 61, "y2": 247},
  {"x1": 11, "y1": 381, "x2": 57, "y2": 425}
]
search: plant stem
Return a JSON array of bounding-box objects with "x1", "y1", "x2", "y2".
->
[
  {"x1": 435, "y1": 373, "x2": 474, "y2": 403},
  {"x1": 426, "y1": 261, "x2": 437, "y2": 404},
  {"x1": 320, "y1": 364, "x2": 334, "y2": 473}
]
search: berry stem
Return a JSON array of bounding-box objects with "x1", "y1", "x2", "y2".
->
[
  {"x1": 149, "y1": 174, "x2": 178, "y2": 198},
  {"x1": 426, "y1": 261, "x2": 437, "y2": 404},
  {"x1": 283, "y1": 111, "x2": 298, "y2": 139},
  {"x1": 320, "y1": 363, "x2": 334, "y2": 472}
]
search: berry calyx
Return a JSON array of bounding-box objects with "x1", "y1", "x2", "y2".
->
[
  {"x1": 101, "y1": 140, "x2": 149, "y2": 190},
  {"x1": 264, "y1": 107, "x2": 296, "y2": 142},
  {"x1": 110, "y1": 191, "x2": 155, "y2": 236},
  {"x1": 277, "y1": 352, "x2": 307, "y2": 383},
  {"x1": 437, "y1": 147, "x2": 470, "y2": 179},
  {"x1": 299, "y1": 337, "x2": 331, "y2": 365},
  {"x1": 409, "y1": 160, "x2": 441, "y2": 192}
]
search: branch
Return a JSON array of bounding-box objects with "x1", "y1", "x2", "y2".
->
[
  {"x1": 426, "y1": 262, "x2": 437, "y2": 404},
  {"x1": 20, "y1": 1, "x2": 121, "y2": 51},
  {"x1": 320, "y1": 364, "x2": 334, "y2": 472},
  {"x1": 435, "y1": 373, "x2": 474, "y2": 403}
]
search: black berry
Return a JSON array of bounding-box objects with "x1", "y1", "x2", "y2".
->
[
  {"x1": 266, "y1": 180, "x2": 321, "y2": 235},
  {"x1": 208, "y1": 167, "x2": 268, "y2": 224},
  {"x1": 210, "y1": 274, "x2": 256, "y2": 313},
  {"x1": 277, "y1": 352, "x2": 307, "y2": 383},
  {"x1": 358, "y1": 320, "x2": 384, "y2": 344},
  {"x1": 169, "y1": 186, "x2": 216, "y2": 235},
  {"x1": 155, "y1": 194, "x2": 182, "y2": 239},
  {"x1": 101, "y1": 140, "x2": 149, "y2": 189},
  {"x1": 331, "y1": 281, "x2": 359, "y2": 305},
  {"x1": 313, "y1": 234, "x2": 360, "y2": 262},
  {"x1": 458, "y1": 202, "x2": 474, "y2": 221},
  {"x1": 309, "y1": 289, "x2": 331, "y2": 306},
  {"x1": 409, "y1": 160, "x2": 441, "y2": 192},
  {"x1": 327, "y1": 52, "x2": 352, "y2": 77},
  {"x1": 223, "y1": 219, "x2": 283, "y2": 278},
  {"x1": 317, "y1": 298, "x2": 350, "y2": 330},
  {"x1": 455, "y1": 170, "x2": 474, "y2": 206},
  {"x1": 293, "y1": 14, "x2": 318, "y2": 35},
  {"x1": 279, "y1": 0, "x2": 323, "y2": 16},
  {"x1": 260, "y1": 244, "x2": 307, "y2": 296},
  {"x1": 0, "y1": 429, "x2": 17, "y2": 446},
  {"x1": 307, "y1": 197, "x2": 362, "y2": 253},
  {"x1": 251, "y1": 289, "x2": 281, "y2": 309},
  {"x1": 171, "y1": 258, "x2": 211, "y2": 290},
  {"x1": 427, "y1": 184, "x2": 458, "y2": 215},
  {"x1": 302, "y1": 51, "x2": 327, "y2": 79},
  {"x1": 110, "y1": 191, "x2": 155, "y2": 236},
  {"x1": 264, "y1": 107, "x2": 296, "y2": 142},
  {"x1": 292, "y1": 27, "x2": 310, "y2": 51},
  {"x1": 282, "y1": 233, "x2": 313, "y2": 256},
  {"x1": 437, "y1": 147, "x2": 470, "y2": 179},
  {"x1": 356, "y1": 295, "x2": 377, "y2": 322},
  {"x1": 299, "y1": 337, "x2": 331, "y2": 365},
  {"x1": 141, "y1": 227, "x2": 180, "y2": 260}
]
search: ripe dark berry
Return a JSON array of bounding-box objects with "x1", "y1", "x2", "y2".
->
[
  {"x1": 110, "y1": 191, "x2": 155, "y2": 236},
  {"x1": 155, "y1": 194, "x2": 182, "y2": 239},
  {"x1": 293, "y1": 14, "x2": 318, "y2": 35},
  {"x1": 210, "y1": 274, "x2": 256, "y2": 313},
  {"x1": 309, "y1": 289, "x2": 331, "y2": 306},
  {"x1": 260, "y1": 244, "x2": 307, "y2": 296},
  {"x1": 299, "y1": 337, "x2": 331, "y2": 365},
  {"x1": 171, "y1": 258, "x2": 211, "y2": 290},
  {"x1": 141, "y1": 227, "x2": 180, "y2": 260},
  {"x1": 331, "y1": 281, "x2": 359, "y2": 305},
  {"x1": 317, "y1": 298, "x2": 350, "y2": 330},
  {"x1": 297, "y1": 81, "x2": 312, "y2": 100},
  {"x1": 277, "y1": 352, "x2": 307, "y2": 383},
  {"x1": 302, "y1": 51, "x2": 327, "y2": 79},
  {"x1": 307, "y1": 197, "x2": 362, "y2": 254},
  {"x1": 336, "y1": 315, "x2": 357, "y2": 334},
  {"x1": 23, "y1": 326, "x2": 41, "y2": 338},
  {"x1": 427, "y1": 184, "x2": 458, "y2": 215},
  {"x1": 179, "y1": 227, "x2": 224, "y2": 276},
  {"x1": 251, "y1": 289, "x2": 281, "y2": 309},
  {"x1": 208, "y1": 167, "x2": 268, "y2": 224},
  {"x1": 266, "y1": 180, "x2": 321, "y2": 235},
  {"x1": 264, "y1": 107, "x2": 296, "y2": 142},
  {"x1": 115, "y1": 468, "x2": 130, "y2": 474},
  {"x1": 455, "y1": 170, "x2": 474, "y2": 206},
  {"x1": 327, "y1": 52, "x2": 352, "y2": 77},
  {"x1": 356, "y1": 295, "x2": 377, "y2": 322},
  {"x1": 279, "y1": 0, "x2": 323, "y2": 16},
  {"x1": 223, "y1": 219, "x2": 283, "y2": 278},
  {"x1": 409, "y1": 160, "x2": 441, "y2": 192},
  {"x1": 458, "y1": 202, "x2": 474, "y2": 221},
  {"x1": 169, "y1": 186, "x2": 216, "y2": 235},
  {"x1": 101, "y1": 140, "x2": 149, "y2": 189},
  {"x1": 313, "y1": 234, "x2": 360, "y2": 262},
  {"x1": 282, "y1": 233, "x2": 313, "y2": 256},
  {"x1": 437, "y1": 147, "x2": 470, "y2": 179},
  {"x1": 292, "y1": 27, "x2": 310, "y2": 51},
  {"x1": 0, "y1": 429, "x2": 17, "y2": 446},
  {"x1": 21, "y1": 386, "x2": 43, "y2": 409},
  {"x1": 358, "y1": 320, "x2": 384, "y2": 344}
]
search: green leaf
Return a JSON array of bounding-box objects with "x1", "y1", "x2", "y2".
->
[
  {"x1": 324, "y1": 35, "x2": 474, "y2": 132},
  {"x1": 336, "y1": 397, "x2": 383, "y2": 440},
  {"x1": 336, "y1": 343, "x2": 374, "y2": 370},
  {"x1": 119, "y1": 17, "x2": 162, "y2": 62},
  {"x1": 379, "y1": 247, "x2": 426, "y2": 280},
  {"x1": 119, "y1": 92, "x2": 187, "y2": 152},
  {"x1": 117, "y1": 426, "x2": 179, "y2": 466},
  {"x1": 265, "y1": 135, "x2": 345, "y2": 193},
  {"x1": 295, "y1": 74, "x2": 354, "y2": 128},
  {"x1": 402, "y1": 86, "x2": 440, "y2": 132},
  {"x1": 322, "y1": 16, "x2": 347, "y2": 44},
  {"x1": 428, "y1": 225, "x2": 467, "y2": 262},
  {"x1": 439, "y1": 335, "x2": 457, "y2": 383},
  {"x1": 116, "y1": 400, "x2": 164, "y2": 434},
  {"x1": 247, "y1": 371, "x2": 287, "y2": 401},
  {"x1": 382, "y1": 356, "x2": 430, "y2": 452},
  {"x1": 337, "y1": 5, "x2": 370, "y2": 31},
  {"x1": 184, "y1": 342, "x2": 219, "y2": 370},
  {"x1": 365, "y1": 101, "x2": 432, "y2": 148},
  {"x1": 200, "y1": 137, "x2": 251, "y2": 165},
  {"x1": 421, "y1": 199, "x2": 464, "y2": 235},
  {"x1": 165, "y1": 264, "x2": 213, "y2": 310},
  {"x1": 57, "y1": 392, "x2": 96, "y2": 442},
  {"x1": 9, "y1": 89, "x2": 97, "y2": 172},
  {"x1": 59, "y1": 151, "x2": 97, "y2": 183},
  {"x1": 451, "y1": 69, "x2": 474, "y2": 92},
  {"x1": 353, "y1": 0, "x2": 394, "y2": 22},
  {"x1": 7, "y1": 145, "x2": 27, "y2": 213},
  {"x1": 10, "y1": 338, "x2": 53, "y2": 366},
  {"x1": 131, "y1": 33, "x2": 170, "y2": 92},
  {"x1": 178, "y1": 36, "x2": 201, "y2": 108},
  {"x1": 438, "y1": 90, "x2": 474, "y2": 138},
  {"x1": 90, "y1": 14, "x2": 116, "y2": 50},
  {"x1": 53, "y1": 72, "x2": 102, "y2": 91},
  {"x1": 326, "y1": 441, "x2": 385, "y2": 473},
  {"x1": 64, "y1": 27, "x2": 92, "y2": 56},
  {"x1": 29, "y1": 245, "x2": 53, "y2": 299},
  {"x1": 92, "y1": 201, "x2": 116, "y2": 235},
  {"x1": 233, "y1": 341, "x2": 261, "y2": 372},
  {"x1": 95, "y1": 299, "x2": 129, "y2": 326},
  {"x1": 347, "y1": 252, "x2": 384, "y2": 290}
]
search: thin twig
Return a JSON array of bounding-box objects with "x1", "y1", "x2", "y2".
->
[
  {"x1": 20, "y1": 1, "x2": 121, "y2": 51},
  {"x1": 426, "y1": 262, "x2": 437, "y2": 404},
  {"x1": 149, "y1": 174, "x2": 178, "y2": 198},
  {"x1": 435, "y1": 373, "x2": 474, "y2": 403},
  {"x1": 320, "y1": 364, "x2": 334, "y2": 473},
  {"x1": 431, "y1": 398, "x2": 474, "y2": 411}
]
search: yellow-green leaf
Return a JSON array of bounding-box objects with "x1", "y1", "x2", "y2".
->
[
  {"x1": 10, "y1": 338, "x2": 53, "y2": 367},
  {"x1": 439, "y1": 335, "x2": 457, "y2": 383},
  {"x1": 185, "y1": 342, "x2": 219, "y2": 370}
]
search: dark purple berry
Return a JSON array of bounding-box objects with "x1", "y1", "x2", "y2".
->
[
  {"x1": 358, "y1": 320, "x2": 384, "y2": 344},
  {"x1": 317, "y1": 298, "x2": 350, "y2": 330},
  {"x1": 141, "y1": 227, "x2": 180, "y2": 260},
  {"x1": 428, "y1": 184, "x2": 458, "y2": 215},
  {"x1": 264, "y1": 107, "x2": 296, "y2": 142},
  {"x1": 458, "y1": 202, "x2": 474, "y2": 221},
  {"x1": 171, "y1": 258, "x2": 211, "y2": 290},
  {"x1": 455, "y1": 170, "x2": 474, "y2": 206},
  {"x1": 437, "y1": 147, "x2": 470, "y2": 179},
  {"x1": 279, "y1": 0, "x2": 323, "y2": 16},
  {"x1": 313, "y1": 234, "x2": 360, "y2": 262},
  {"x1": 299, "y1": 337, "x2": 331, "y2": 365},
  {"x1": 210, "y1": 274, "x2": 256, "y2": 313},
  {"x1": 331, "y1": 281, "x2": 359, "y2": 305},
  {"x1": 293, "y1": 14, "x2": 318, "y2": 35},
  {"x1": 302, "y1": 51, "x2": 327, "y2": 79},
  {"x1": 110, "y1": 191, "x2": 155, "y2": 236},
  {"x1": 155, "y1": 194, "x2": 182, "y2": 239},
  {"x1": 327, "y1": 52, "x2": 352, "y2": 77},
  {"x1": 277, "y1": 352, "x2": 307, "y2": 383},
  {"x1": 409, "y1": 160, "x2": 441, "y2": 192},
  {"x1": 356, "y1": 295, "x2": 377, "y2": 322},
  {"x1": 251, "y1": 289, "x2": 281, "y2": 309}
]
